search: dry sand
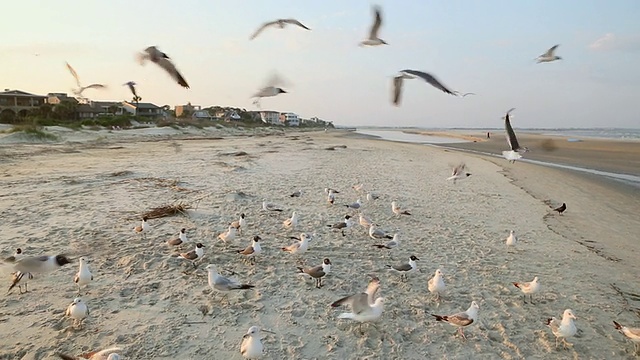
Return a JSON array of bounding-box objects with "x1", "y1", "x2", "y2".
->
[{"x1": 1, "y1": 126, "x2": 640, "y2": 359}]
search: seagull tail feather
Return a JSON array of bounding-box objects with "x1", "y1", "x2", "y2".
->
[
  {"x1": 337, "y1": 312, "x2": 356, "y2": 320},
  {"x1": 502, "y1": 150, "x2": 522, "y2": 161}
]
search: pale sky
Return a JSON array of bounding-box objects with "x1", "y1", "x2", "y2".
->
[{"x1": 1, "y1": 0, "x2": 639, "y2": 128}]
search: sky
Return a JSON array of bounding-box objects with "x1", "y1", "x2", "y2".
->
[{"x1": 1, "y1": 0, "x2": 639, "y2": 128}]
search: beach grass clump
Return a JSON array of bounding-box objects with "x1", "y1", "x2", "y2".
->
[
  {"x1": 140, "y1": 202, "x2": 192, "y2": 219},
  {"x1": 9, "y1": 124, "x2": 60, "y2": 141}
]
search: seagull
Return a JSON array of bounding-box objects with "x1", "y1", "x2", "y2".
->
[
  {"x1": 6, "y1": 254, "x2": 72, "y2": 274},
  {"x1": 536, "y1": 44, "x2": 562, "y2": 63},
  {"x1": 432, "y1": 301, "x2": 480, "y2": 340},
  {"x1": 366, "y1": 192, "x2": 380, "y2": 201},
  {"x1": 359, "y1": 5, "x2": 388, "y2": 47},
  {"x1": 281, "y1": 233, "x2": 310, "y2": 256},
  {"x1": 262, "y1": 201, "x2": 283, "y2": 212},
  {"x1": 56, "y1": 347, "x2": 122, "y2": 360},
  {"x1": 428, "y1": 269, "x2": 446, "y2": 300},
  {"x1": 206, "y1": 264, "x2": 254, "y2": 302},
  {"x1": 359, "y1": 213, "x2": 375, "y2": 228},
  {"x1": 8, "y1": 271, "x2": 33, "y2": 294},
  {"x1": 513, "y1": 276, "x2": 540, "y2": 304},
  {"x1": 553, "y1": 203, "x2": 567, "y2": 215},
  {"x1": 230, "y1": 213, "x2": 247, "y2": 234},
  {"x1": 331, "y1": 276, "x2": 385, "y2": 333},
  {"x1": 133, "y1": 217, "x2": 149, "y2": 238},
  {"x1": 502, "y1": 108, "x2": 529, "y2": 163},
  {"x1": 137, "y1": 46, "x2": 189, "y2": 88},
  {"x1": 352, "y1": 183, "x2": 365, "y2": 192},
  {"x1": 289, "y1": 189, "x2": 303, "y2": 198},
  {"x1": 506, "y1": 230, "x2": 518, "y2": 249},
  {"x1": 168, "y1": 228, "x2": 188, "y2": 246},
  {"x1": 74, "y1": 257, "x2": 93, "y2": 294},
  {"x1": 326, "y1": 215, "x2": 354, "y2": 236},
  {"x1": 4, "y1": 248, "x2": 24, "y2": 262},
  {"x1": 613, "y1": 321, "x2": 640, "y2": 355},
  {"x1": 297, "y1": 258, "x2": 332, "y2": 288},
  {"x1": 327, "y1": 190, "x2": 336, "y2": 205},
  {"x1": 237, "y1": 236, "x2": 262, "y2": 265},
  {"x1": 65, "y1": 62, "x2": 107, "y2": 98},
  {"x1": 283, "y1": 211, "x2": 299, "y2": 229},
  {"x1": 345, "y1": 199, "x2": 362, "y2": 210},
  {"x1": 65, "y1": 297, "x2": 89, "y2": 329},
  {"x1": 252, "y1": 74, "x2": 288, "y2": 107},
  {"x1": 250, "y1": 18, "x2": 311, "y2": 40},
  {"x1": 447, "y1": 163, "x2": 471, "y2": 183},
  {"x1": 123, "y1": 81, "x2": 141, "y2": 102},
  {"x1": 391, "y1": 201, "x2": 411, "y2": 216},
  {"x1": 368, "y1": 225, "x2": 393, "y2": 240},
  {"x1": 386, "y1": 255, "x2": 419, "y2": 281},
  {"x1": 546, "y1": 309, "x2": 578, "y2": 349},
  {"x1": 179, "y1": 243, "x2": 205, "y2": 268},
  {"x1": 218, "y1": 226, "x2": 237, "y2": 243},
  {"x1": 240, "y1": 326, "x2": 275, "y2": 359},
  {"x1": 371, "y1": 233, "x2": 399, "y2": 257},
  {"x1": 392, "y1": 70, "x2": 456, "y2": 106},
  {"x1": 325, "y1": 188, "x2": 340, "y2": 194}
]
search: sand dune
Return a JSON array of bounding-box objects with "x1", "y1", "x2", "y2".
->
[{"x1": 1, "y1": 128, "x2": 639, "y2": 359}]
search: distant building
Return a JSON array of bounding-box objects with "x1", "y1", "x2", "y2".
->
[
  {"x1": 46, "y1": 93, "x2": 78, "y2": 105},
  {"x1": 123, "y1": 101, "x2": 163, "y2": 119},
  {"x1": 260, "y1": 110, "x2": 281, "y2": 125},
  {"x1": 280, "y1": 112, "x2": 299, "y2": 126},
  {"x1": 215, "y1": 109, "x2": 242, "y2": 121},
  {"x1": 0, "y1": 89, "x2": 47, "y2": 120},
  {"x1": 192, "y1": 110, "x2": 214, "y2": 120},
  {"x1": 75, "y1": 101, "x2": 126, "y2": 119},
  {"x1": 175, "y1": 102, "x2": 200, "y2": 117}
]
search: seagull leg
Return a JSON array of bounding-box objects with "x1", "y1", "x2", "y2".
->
[
  {"x1": 554, "y1": 337, "x2": 559, "y2": 349},
  {"x1": 523, "y1": 294, "x2": 527, "y2": 304},
  {"x1": 458, "y1": 328, "x2": 467, "y2": 341},
  {"x1": 530, "y1": 294, "x2": 535, "y2": 305}
]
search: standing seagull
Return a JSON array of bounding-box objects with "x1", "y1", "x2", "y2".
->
[
  {"x1": 250, "y1": 18, "x2": 310, "y2": 40},
  {"x1": 240, "y1": 326, "x2": 275, "y2": 359},
  {"x1": 546, "y1": 309, "x2": 578, "y2": 349},
  {"x1": 283, "y1": 211, "x2": 299, "y2": 229},
  {"x1": 133, "y1": 217, "x2": 149, "y2": 239},
  {"x1": 65, "y1": 297, "x2": 89, "y2": 329},
  {"x1": 359, "y1": 5, "x2": 388, "y2": 47},
  {"x1": 123, "y1": 81, "x2": 141, "y2": 103},
  {"x1": 281, "y1": 233, "x2": 310, "y2": 257},
  {"x1": 206, "y1": 264, "x2": 254, "y2": 303},
  {"x1": 428, "y1": 269, "x2": 446, "y2": 301},
  {"x1": 386, "y1": 255, "x2": 419, "y2": 281},
  {"x1": 237, "y1": 236, "x2": 262, "y2": 265},
  {"x1": 168, "y1": 228, "x2": 188, "y2": 246},
  {"x1": 506, "y1": 230, "x2": 518, "y2": 249},
  {"x1": 230, "y1": 213, "x2": 247, "y2": 234},
  {"x1": 447, "y1": 163, "x2": 471, "y2": 183},
  {"x1": 371, "y1": 233, "x2": 400, "y2": 258},
  {"x1": 297, "y1": 258, "x2": 332, "y2": 288},
  {"x1": 513, "y1": 276, "x2": 541, "y2": 304},
  {"x1": 137, "y1": 46, "x2": 190, "y2": 88},
  {"x1": 502, "y1": 108, "x2": 528, "y2": 163},
  {"x1": 65, "y1": 62, "x2": 107, "y2": 98},
  {"x1": 369, "y1": 225, "x2": 393, "y2": 240},
  {"x1": 391, "y1": 201, "x2": 411, "y2": 216},
  {"x1": 74, "y1": 257, "x2": 93, "y2": 294},
  {"x1": 432, "y1": 301, "x2": 480, "y2": 340},
  {"x1": 392, "y1": 70, "x2": 456, "y2": 106},
  {"x1": 56, "y1": 347, "x2": 122, "y2": 360},
  {"x1": 553, "y1": 203, "x2": 567, "y2": 215},
  {"x1": 179, "y1": 243, "x2": 205, "y2": 268},
  {"x1": 536, "y1": 44, "x2": 562, "y2": 63}
]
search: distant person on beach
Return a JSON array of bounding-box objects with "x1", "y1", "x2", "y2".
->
[{"x1": 487, "y1": 132, "x2": 490, "y2": 139}]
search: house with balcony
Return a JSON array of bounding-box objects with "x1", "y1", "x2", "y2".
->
[
  {"x1": 123, "y1": 102, "x2": 163, "y2": 119},
  {"x1": 47, "y1": 93, "x2": 79, "y2": 105},
  {"x1": 279, "y1": 112, "x2": 300, "y2": 126},
  {"x1": 0, "y1": 89, "x2": 47, "y2": 120},
  {"x1": 260, "y1": 110, "x2": 281, "y2": 125},
  {"x1": 215, "y1": 109, "x2": 242, "y2": 121},
  {"x1": 75, "y1": 101, "x2": 126, "y2": 119}
]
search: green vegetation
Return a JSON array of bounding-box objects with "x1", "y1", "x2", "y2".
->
[{"x1": 5, "y1": 124, "x2": 60, "y2": 141}]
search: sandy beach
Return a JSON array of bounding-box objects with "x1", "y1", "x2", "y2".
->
[{"x1": 1, "y1": 126, "x2": 640, "y2": 359}]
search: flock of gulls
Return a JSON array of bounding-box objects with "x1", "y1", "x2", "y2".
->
[{"x1": 2, "y1": 4, "x2": 637, "y2": 359}]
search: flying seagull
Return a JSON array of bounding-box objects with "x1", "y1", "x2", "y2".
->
[
  {"x1": 123, "y1": 81, "x2": 141, "y2": 102},
  {"x1": 392, "y1": 70, "x2": 456, "y2": 106},
  {"x1": 252, "y1": 73, "x2": 288, "y2": 107},
  {"x1": 65, "y1": 62, "x2": 107, "y2": 98},
  {"x1": 536, "y1": 44, "x2": 562, "y2": 63},
  {"x1": 137, "y1": 46, "x2": 190, "y2": 88},
  {"x1": 359, "y1": 5, "x2": 388, "y2": 47},
  {"x1": 502, "y1": 108, "x2": 529, "y2": 163},
  {"x1": 453, "y1": 91, "x2": 476, "y2": 97},
  {"x1": 250, "y1": 18, "x2": 311, "y2": 40},
  {"x1": 447, "y1": 163, "x2": 471, "y2": 183}
]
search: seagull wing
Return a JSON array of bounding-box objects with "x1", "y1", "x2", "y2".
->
[
  {"x1": 504, "y1": 112, "x2": 521, "y2": 151},
  {"x1": 444, "y1": 311, "x2": 474, "y2": 326},
  {"x1": 463, "y1": 92, "x2": 476, "y2": 97},
  {"x1": 65, "y1": 62, "x2": 82, "y2": 88},
  {"x1": 84, "y1": 347, "x2": 123, "y2": 360},
  {"x1": 400, "y1": 70, "x2": 456, "y2": 95},
  {"x1": 83, "y1": 84, "x2": 107, "y2": 90},
  {"x1": 368, "y1": 6, "x2": 383, "y2": 39},
  {"x1": 128, "y1": 83, "x2": 138, "y2": 97},
  {"x1": 543, "y1": 44, "x2": 560, "y2": 57},
  {"x1": 283, "y1": 19, "x2": 310, "y2": 30},
  {"x1": 392, "y1": 263, "x2": 412, "y2": 271},
  {"x1": 392, "y1": 76, "x2": 403, "y2": 106},
  {"x1": 155, "y1": 58, "x2": 190, "y2": 88},
  {"x1": 250, "y1": 21, "x2": 278, "y2": 40}
]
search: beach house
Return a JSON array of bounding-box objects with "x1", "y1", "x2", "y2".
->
[
  {"x1": 260, "y1": 110, "x2": 281, "y2": 125},
  {"x1": 0, "y1": 89, "x2": 47, "y2": 121},
  {"x1": 280, "y1": 112, "x2": 300, "y2": 126},
  {"x1": 123, "y1": 102, "x2": 163, "y2": 119},
  {"x1": 175, "y1": 103, "x2": 200, "y2": 117}
]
